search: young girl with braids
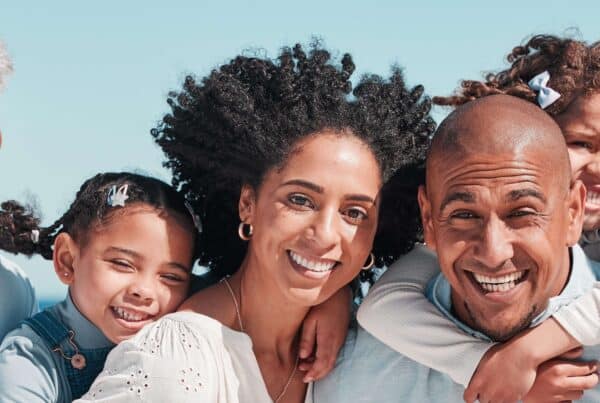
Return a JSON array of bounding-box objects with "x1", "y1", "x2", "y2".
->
[
  {"x1": 0, "y1": 171, "x2": 353, "y2": 402},
  {"x1": 358, "y1": 34, "x2": 600, "y2": 403}
]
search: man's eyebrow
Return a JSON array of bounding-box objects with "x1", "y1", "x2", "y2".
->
[
  {"x1": 506, "y1": 188, "x2": 547, "y2": 203},
  {"x1": 281, "y1": 179, "x2": 323, "y2": 193},
  {"x1": 440, "y1": 191, "x2": 475, "y2": 211}
]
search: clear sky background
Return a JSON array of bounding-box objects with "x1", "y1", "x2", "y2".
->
[{"x1": 1, "y1": 0, "x2": 600, "y2": 301}]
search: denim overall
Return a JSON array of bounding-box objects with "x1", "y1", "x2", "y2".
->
[{"x1": 23, "y1": 310, "x2": 113, "y2": 400}]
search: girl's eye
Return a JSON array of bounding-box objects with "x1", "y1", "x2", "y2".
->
[
  {"x1": 569, "y1": 141, "x2": 594, "y2": 150},
  {"x1": 110, "y1": 259, "x2": 134, "y2": 270},
  {"x1": 288, "y1": 194, "x2": 315, "y2": 209},
  {"x1": 161, "y1": 273, "x2": 185, "y2": 283},
  {"x1": 343, "y1": 208, "x2": 368, "y2": 224}
]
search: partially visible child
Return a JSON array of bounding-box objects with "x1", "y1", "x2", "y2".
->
[
  {"x1": 358, "y1": 34, "x2": 600, "y2": 403},
  {"x1": 0, "y1": 172, "x2": 199, "y2": 402},
  {"x1": 0, "y1": 39, "x2": 39, "y2": 339}
]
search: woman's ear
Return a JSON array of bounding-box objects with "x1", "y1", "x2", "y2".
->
[
  {"x1": 53, "y1": 233, "x2": 79, "y2": 285},
  {"x1": 238, "y1": 184, "x2": 257, "y2": 224}
]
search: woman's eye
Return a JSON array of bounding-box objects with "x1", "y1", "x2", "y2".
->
[
  {"x1": 288, "y1": 194, "x2": 314, "y2": 209},
  {"x1": 343, "y1": 208, "x2": 368, "y2": 223}
]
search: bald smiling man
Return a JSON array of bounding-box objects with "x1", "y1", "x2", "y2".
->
[{"x1": 314, "y1": 95, "x2": 600, "y2": 402}]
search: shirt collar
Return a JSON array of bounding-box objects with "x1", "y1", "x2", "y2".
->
[
  {"x1": 52, "y1": 292, "x2": 114, "y2": 349},
  {"x1": 426, "y1": 244, "x2": 599, "y2": 341}
]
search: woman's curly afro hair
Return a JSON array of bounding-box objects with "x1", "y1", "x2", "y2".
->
[
  {"x1": 152, "y1": 42, "x2": 436, "y2": 276},
  {"x1": 434, "y1": 34, "x2": 600, "y2": 115}
]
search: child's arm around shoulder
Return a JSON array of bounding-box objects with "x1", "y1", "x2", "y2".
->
[
  {"x1": 552, "y1": 281, "x2": 600, "y2": 345},
  {"x1": 0, "y1": 325, "x2": 59, "y2": 403},
  {"x1": 357, "y1": 244, "x2": 494, "y2": 386}
]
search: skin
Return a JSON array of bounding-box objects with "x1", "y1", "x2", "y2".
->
[
  {"x1": 53, "y1": 205, "x2": 194, "y2": 343},
  {"x1": 556, "y1": 93, "x2": 600, "y2": 231},
  {"x1": 182, "y1": 131, "x2": 382, "y2": 402},
  {"x1": 419, "y1": 95, "x2": 585, "y2": 342}
]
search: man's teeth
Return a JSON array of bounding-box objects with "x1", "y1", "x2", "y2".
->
[
  {"x1": 472, "y1": 271, "x2": 525, "y2": 293},
  {"x1": 289, "y1": 251, "x2": 336, "y2": 272},
  {"x1": 586, "y1": 191, "x2": 600, "y2": 206},
  {"x1": 112, "y1": 307, "x2": 150, "y2": 322}
]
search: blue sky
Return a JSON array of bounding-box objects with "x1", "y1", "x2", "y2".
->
[{"x1": 2, "y1": 0, "x2": 600, "y2": 300}]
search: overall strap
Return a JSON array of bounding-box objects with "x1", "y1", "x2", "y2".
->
[{"x1": 22, "y1": 310, "x2": 70, "y2": 349}]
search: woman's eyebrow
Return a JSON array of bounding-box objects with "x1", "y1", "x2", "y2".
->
[{"x1": 281, "y1": 179, "x2": 323, "y2": 193}]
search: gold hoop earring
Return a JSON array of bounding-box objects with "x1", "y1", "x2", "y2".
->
[
  {"x1": 362, "y1": 253, "x2": 375, "y2": 270},
  {"x1": 238, "y1": 222, "x2": 253, "y2": 241}
]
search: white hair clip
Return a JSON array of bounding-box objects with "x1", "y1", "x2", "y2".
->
[
  {"x1": 528, "y1": 71, "x2": 561, "y2": 109},
  {"x1": 30, "y1": 229, "x2": 40, "y2": 244},
  {"x1": 185, "y1": 201, "x2": 203, "y2": 233},
  {"x1": 107, "y1": 184, "x2": 129, "y2": 207}
]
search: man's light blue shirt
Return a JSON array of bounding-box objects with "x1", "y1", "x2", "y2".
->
[{"x1": 314, "y1": 244, "x2": 600, "y2": 402}]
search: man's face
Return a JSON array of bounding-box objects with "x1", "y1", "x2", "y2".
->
[{"x1": 419, "y1": 147, "x2": 584, "y2": 341}]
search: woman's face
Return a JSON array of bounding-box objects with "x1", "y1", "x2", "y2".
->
[
  {"x1": 556, "y1": 93, "x2": 600, "y2": 231},
  {"x1": 241, "y1": 131, "x2": 381, "y2": 306}
]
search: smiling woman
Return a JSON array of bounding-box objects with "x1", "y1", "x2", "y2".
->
[{"x1": 77, "y1": 42, "x2": 435, "y2": 403}]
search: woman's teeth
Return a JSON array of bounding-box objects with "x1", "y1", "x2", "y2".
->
[
  {"x1": 472, "y1": 271, "x2": 525, "y2": 293},
  {"x1": 112, "y1": 306, "x2": 151, "y2": 322},
  {"x1": 289, "y1": 251, "x2": 336, "y2": 272}
]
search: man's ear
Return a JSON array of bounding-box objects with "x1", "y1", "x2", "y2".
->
[
  {"x1": 565, "y1": 180, "x2": 585, "y2": 246},
  {"x1": 53, "y1": 233, "x2": 79, "y2": 285},
  {"x1": 238, "y1": 184, "x2": 257, "y2": 225},
  {"x1": 418, "y1": 185, "x2": 436, "y2": 252}
]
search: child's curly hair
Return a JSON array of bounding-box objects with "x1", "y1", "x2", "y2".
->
[
  {"x1": 152, "y1": 42, "x2": 436, "y2": 276},
  {"x1": 434, "y1": 34, "x2": 600, "y2": 115}
]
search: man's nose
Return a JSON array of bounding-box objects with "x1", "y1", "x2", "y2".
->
[{"x1": 472, "y1": 215, "x2": 514, "y2": 269}]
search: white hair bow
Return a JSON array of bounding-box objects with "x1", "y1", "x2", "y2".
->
[{"x1": 528, "y1": 71, "x2": 561, "y2": 109}]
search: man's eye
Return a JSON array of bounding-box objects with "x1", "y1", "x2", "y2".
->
[
  {"x1": 288, "y1": 194, "x2": 314, "y2": 208},
  {"x1": 509, "y1": 210, "x2": 536, "y2": 218},
  {"x1": 451, "y1": 211, "x2": 477, "y2": 219}
]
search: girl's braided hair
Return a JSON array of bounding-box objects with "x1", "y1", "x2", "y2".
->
[{"x1": 434, "y1": 34, "x2": 600, "y2": 115}]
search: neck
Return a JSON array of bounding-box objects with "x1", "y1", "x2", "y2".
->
[{"x1": 229, "y1": 258, "x2": 310, "y2": 360}]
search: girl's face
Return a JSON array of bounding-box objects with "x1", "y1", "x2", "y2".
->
[
  {"x1": 556, "y1": 93, "x2": 600, "y2": 231},
  {"x1": 240, "y1": 132, "x2": 381, "y2": 306},
  {"x1": 56, "y1": 206, "x2": 194, "y2": 343}
]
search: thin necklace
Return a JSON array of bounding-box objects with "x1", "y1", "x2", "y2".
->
[{"x1": 221, "y1": 277, "x2": 300, "y2": 402}]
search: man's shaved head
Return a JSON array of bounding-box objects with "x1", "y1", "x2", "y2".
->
[
  {"x1": 428, "y1": 95, "x2": 570, "y2": 190},
  {"x1": 419, "y1": 94, "x2": 585, "y2": 341}
]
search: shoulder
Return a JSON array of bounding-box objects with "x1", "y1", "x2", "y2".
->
[
  {"x1": 0, "y1": 255, "x2": 38, "y2": 338},
  {"x1": 0, "y1": 323, "x2": 60, "y2": 402}
]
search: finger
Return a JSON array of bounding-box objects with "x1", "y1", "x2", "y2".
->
[
  {"x1": 554, "y1": 361, "x2": 599, "y2": 377},
  {"x1": 559, "y1": 347, "x2": 584, "y2": 360},
  {"x1": 298, "y1": 356, "x2": 314, "y2": 372},
  {"x1": 462, "y1": 385, "x2": 478, "y2": 403},
  {"x1": 304, "y1": 334, "x2": 336, "y2": 382},
  {"x1": 564, "y1": 372, "x2": 599, "y2": 391},
  {"x1": 554, "y1": 389, "x2": 583, "y2": 401},
  {"x1": 299, "y1": 317, "x2": 317, "y2": 359}
]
